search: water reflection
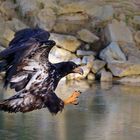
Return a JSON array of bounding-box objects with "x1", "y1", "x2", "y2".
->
[{"x1": 0, "y1": 81, "x2": 140, "y2": 140}]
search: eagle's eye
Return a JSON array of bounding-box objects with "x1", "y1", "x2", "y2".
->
[{"x1": 73, "y1": 65, "x2": 77, "y2": 69}]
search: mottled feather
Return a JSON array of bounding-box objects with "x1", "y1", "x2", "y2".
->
[{"x1": 0, "y1": 28, "x2": 80, "y2": 114}]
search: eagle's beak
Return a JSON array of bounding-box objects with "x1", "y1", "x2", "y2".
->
[{"x1": 73, "y1": 67, "x2": 84, "y2": 75}]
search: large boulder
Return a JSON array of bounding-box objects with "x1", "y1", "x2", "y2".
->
[
  {"x1": 104, "y1": 20, "x2": 134, "y2": 44},
  {"x1": 117, "y1": 75, "x2": 140, "y2": 83},
  {"x1": 6, "y1": 18, "x2": 28, "y2": 31},
  {"x1": 134, "y1": 31, "x2": 140, "y2": 45},
  {"x1": 53, "y1": 13, "x2": 89, "y2": 33},
  {"x1": 77, "y1": 29, "x2": 99, "y2": 43},
  {"x1": 92, "y1": 5, "x2": 114, "y2": 21},
  {"x1": 50, "y1": 33, "x2": 81, "y2": 52},
  {"x1": 108, "y1": 62, "x2": 140, "y2": 77},
  {"x1": 99, "y1": 42, "x2": 126, "y2": 63},
  {"x1": 76, "y1": 50, "x2": 96, "y2": 57},
  {"x1": 60, "y1": 2, "x2": 114, "y2": 21},
  {"x1": 87, "y1": 72, "x2": 95, "y2": 80},
  {"x1": 81, "y1": 55, "x2": 94, "y2": 67},
  {"x1": 57, "y1": 2, "x2": 85, "y2": 15},
  {"x1": 119, "y1": 43, "x2": 140, "y2": 63},
  {"x1": 133, "y1": 16, "x2": 140, "y2": 28},
  {"x1": 16, "y1": 0, "x2": 39, "y2": 16},
  {"x1": 34, "y1": 8, "x2": 56, "y2": 31},
  {"x1": 16, "y1": 0, "x2": 58, "y2": 30},
  {"x1": 49, "y1": 46, "x2": 76, "y2": 63},
  {"x1": 92, "y1": 60, "x2": 106, "y2": 73},
  {"x1": 100, "y1": 69, "x2": 113, "y2": 82},
  {"x1": 0, "y1": 23, "x2": 15, "y2": 47},
  {"x1": 70, "y1": 58, "x2": 82, "y2": 65},
  {"x1": 0, "y1": 1, "x2": 17, "y2": 20}
]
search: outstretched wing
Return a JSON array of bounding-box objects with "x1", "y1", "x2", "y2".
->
[
  {"x1": 0, "y1": 28, "x2": 50, "y2": 58},
  {"x1": 0, "y1": 91, "x2": 64, "y2": 114},
  {"x1": 0, "y1": 28, "x2": 54, "y2": 88}
]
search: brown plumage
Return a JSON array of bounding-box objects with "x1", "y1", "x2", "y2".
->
[{"x1": 0, "y1": 28, "x2": 83, "y2": 114}]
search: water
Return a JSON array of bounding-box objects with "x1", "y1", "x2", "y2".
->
[{"x1": 0, "y1": 81, "x2": 140, "y2": 140}]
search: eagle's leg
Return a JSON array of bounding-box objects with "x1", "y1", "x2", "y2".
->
[{"x1": 64, "y1": 91, "x2": 81, "y2": 105}]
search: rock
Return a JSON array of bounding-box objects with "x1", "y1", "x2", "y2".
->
[
  {"x1": 16, "y1": 0, "x2": 39, "y2": 17},
  {"x1": 70, "y1": 58, "x2": 82, "y2": 65},
  {"x1": 117, "y1": 13, "x2": 126, "y2": 21},
  {"x1": 108, "y1": 62, "x2": 140, "y2": 77},
  {"x1": 118, "y1": 75, "x2": 140, "y2": 83},
  {"x1": 104, "y1": 20, "x2": 134, "y2": 44},
  {"x1": 56, "y1": 1, "x2": 102, "y2": 19},
  {"x1": 0, "y1": 24, "x2": 15, "y2": 46},
  {"x1": 57, "y1": 2, "x2": 85, "y2": 15},
  {"x1": 99, "y1": 42, "x2": 126, "y2": 63},
  {"x1": 77, "y1": 29, "x2": 99, "y2": 43},
  {"x1": 53, "y1": 13, "x2": 88, "y2": 33},
  {"x1": 85, "y1": 4, "x2": 114, "y2": 21},
  {"x1": 92, "y1": 60, "x2": 106, "y2": 73},
  {"x1": 84, "y1": 44, "x2": 90, "y2": 50},
  {"x1": 34, "y1": 8, "x2": 56, "y2": 31},
  {"x1": 0, "y1": 1, "x2": 17, "y2": 20},
  {"x1": 6, "y1": 18, "x2": 28, "y2": 31},
  {"x1": 49, "y1": 46, "x2": 76, "y2": 63},
  {"x1": 67, "y1": 65, "x2": 90, "y2": 80},
  {"x1": 82, "y1": 56, "x2": 94, "y2": 67},
  {"x1": 134, "y1": 31, "x2": 140, "y2": 45},
  {"x1": 57, "y1": 13, "x2": 89, "y2": 21},
  {"x1": 77, "y1": 50, "x2": 96, "y2": 56},
  {"x1": 87, "y1": 73, "x2": 95, "y2": 80},
  {"x1": 50, "y1": 33, "x2": 81, "y2": 52},
  {"x1": 133, "y1": 16, "x2": 140, "y2": 26},
  {"x1": 100, "y1": 69, "x2": 113, "y2": 82},
  {"x1": 0, "y1": 45, "x2": 5, "y2": 51},
  {"x1": 119, "y1": 43, "x2": 140, "y2": 63},
  {"x1": 2, "y1": 28, "x2": 15, "y2": 42},
  {"x1": 16, "y1": 0, "x2": 58, "y2": 29},
  {"x1": 40, "y1": 0, "x2": 57, "y2": 9},
  {"x1": 96, "y1": 5, "x2": 114, "y2": 21}
]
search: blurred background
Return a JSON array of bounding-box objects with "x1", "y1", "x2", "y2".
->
[
  {"x1": 0, "y1": 0, "x2": 140, "y2": 140},
  {"x1": 0, "y1": 0, "x2": 140, "y2": 82}
]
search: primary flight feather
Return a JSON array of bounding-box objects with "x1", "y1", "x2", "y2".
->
[{"x1": 0, "y1": 28, "x2": 83, "y2": 114}]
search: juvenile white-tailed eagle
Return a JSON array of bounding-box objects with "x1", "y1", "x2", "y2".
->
[{"x1": 0, "y1": 28, "x2": 83, "y2": 114}]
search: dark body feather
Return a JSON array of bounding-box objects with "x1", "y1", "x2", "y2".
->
[{"x1": 0, "y1": 28, "x2": 80, "y2": 114}]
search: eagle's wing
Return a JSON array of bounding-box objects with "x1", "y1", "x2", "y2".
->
[
  {"x1": 0, "y1": 90, "x2": 64, "y2": 114},
  {"x1": 0, "y1": 28, "x2": 54, "y2": 88},
  {"x1": 0, "y1": 39, "x2": 40, "y2": 88},
  {"x1": 0, "y1": 28, "x2": 50, "y2": 58}
]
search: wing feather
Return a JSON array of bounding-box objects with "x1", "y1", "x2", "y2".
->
[
  {"x1": 0, "y1": 91, "x2": 64, "y2": 114},
  {"x1": 0, "y1": 28, "x2": 54, "y2": 88}
]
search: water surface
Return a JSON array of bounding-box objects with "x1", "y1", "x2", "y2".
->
[{"x1": 0, "y1": 81, "x2": 140, "y2": 140}]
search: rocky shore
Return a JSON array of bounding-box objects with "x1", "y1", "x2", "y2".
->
[{"x1": 0, "y1": 0, "x2": 140, "y2": 83}]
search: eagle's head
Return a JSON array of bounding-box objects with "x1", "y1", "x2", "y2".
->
[{"x1": 54, "y1": 61, "x2": 83, "y2": 78}]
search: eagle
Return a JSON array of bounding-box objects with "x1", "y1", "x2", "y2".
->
[{"x1": 0, "y1": 28, "x2": 83, "y2": 114}]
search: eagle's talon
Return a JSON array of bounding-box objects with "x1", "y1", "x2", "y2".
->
[
  {"x1": 64, "y1": 91, "x2": 81, "y2": 105},
  {"x1": 74, "y1": 102, "x2": 79, "y2": 105}
]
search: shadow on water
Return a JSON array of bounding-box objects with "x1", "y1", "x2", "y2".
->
[{"x1": 0, "y1": 81, "x2": 140, "y2": 140}]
